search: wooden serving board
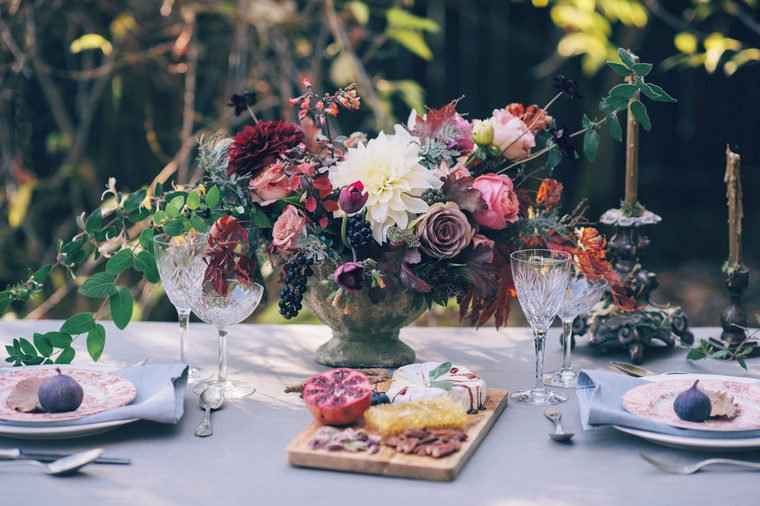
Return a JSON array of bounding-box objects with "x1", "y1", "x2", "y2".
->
[{"x1": 287, "y1": 388, "x2": 508, "y2": 481}]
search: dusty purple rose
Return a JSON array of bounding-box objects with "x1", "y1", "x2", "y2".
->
[
  {"x1": 415, "y1": 203, "x2": 473, "y2": 258},
  {"x1": 338, "y1": 181, "x2": 369, "y2": 214},
  {"x1": 333, "y1": 262, "x2": 366, "y2": 293}
]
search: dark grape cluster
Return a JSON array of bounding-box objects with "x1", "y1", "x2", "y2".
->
[
  {"x1": 421, "y1": 188, "x2": 446, "y2": 206},
  {"x1": 279, "y1": 254, "x2": 314, "y2": 319},
  {"x1": 371, "y1": 392, "x2": 390, "y2": 405},
  {"x1": 347, "y1": 214, "x2": 372, "y2": 248}
]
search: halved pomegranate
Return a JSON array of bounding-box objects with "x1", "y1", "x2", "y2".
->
[{"x1": 303, "y1": 368, "x2": 372, "y2": 426}]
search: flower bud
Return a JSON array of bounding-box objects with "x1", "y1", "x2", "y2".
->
[
  {"x1": 472, "y1": 120, "x2": 495, "y2": 147},
  {"x1": 333, "y1": 262, "x2": 366, "y2": 293},
  {"x1": 338, "y1": 181, "x2": 369, "y2": 214}
]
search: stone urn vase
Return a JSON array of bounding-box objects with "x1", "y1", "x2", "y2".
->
[{"x1": 303, "y1": 262, "x2": 425, "y2": 368}]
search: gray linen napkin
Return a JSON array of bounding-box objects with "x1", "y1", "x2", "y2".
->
[
  {"x1": 577, "y1": 369, "x2": 760, "y2": 439},
  {"x1": 1, "y1": 363, "x2": 188, "y2": 427}
]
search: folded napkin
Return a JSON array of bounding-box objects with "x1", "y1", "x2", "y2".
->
[
  {"x1": 577, "y1": 369, "x2": 760, "y2": 439},
  {"x1": 1, "y1": 363, "x2": 188, "y2": 427}
]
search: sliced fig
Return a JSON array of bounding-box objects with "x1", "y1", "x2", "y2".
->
[{"x1": 303, "y1": 368, "x2": 372, "y2": 426}]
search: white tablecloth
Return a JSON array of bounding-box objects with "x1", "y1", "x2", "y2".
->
[{"x1": 1, "y1": 321, "x2": 758, "y2": 505}]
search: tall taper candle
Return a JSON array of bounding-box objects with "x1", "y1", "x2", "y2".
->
[
  {"x1": 725, "y1": 145, "x2": 743, "y2": 265},
  {"x1": 624, "y1": 74, "x2": 639, "y2": 207}
]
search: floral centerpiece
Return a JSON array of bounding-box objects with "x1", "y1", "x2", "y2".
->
[{"x1": 2, "y1": 49, "x2": 672, "y2": 368}]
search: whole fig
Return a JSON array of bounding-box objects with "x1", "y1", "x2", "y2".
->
[
  {"x1": 673, "y1": 380, "x2": 712, "y2": 422},
  {"x1": 37, "y1": 368, "x2": 84, "y2": 413}
]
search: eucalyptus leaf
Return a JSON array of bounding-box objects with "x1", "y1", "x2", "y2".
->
[
  {"x1": 85, "y1": 209, "x2": 102, "y2": 235},
  {"x1": 134, "y1": 251, "x2": 160, "y2": 283},
  {"x1": 79, "y1": 272, "x2": 117, "y2": 298},
  {"x1": 607, "y1": 112, "x2": 623, "y2": 142},
  {"x1": 44, "y1": 331, "x2": 73, "y2": 348},
  {"x1": 87, "y1": 323, "x2": 106, "y2": 361},
  {"x1": 109, "y1": 287, "x2": 133, "y2": 330},
  {"x1": 641, "y1": 82, "x2": 676, "y2": 103},
  {"x1": 55, "y1": 347, "x2": 76, "y2": 364},
  {"x1": 61, "y1": 312, "x2": 95, "y2": 335},
  {"x1": 187, "y1": 191, "x2": 201, "y2": 210},
  {"x1": 607, "y1": 61, "x2": 633, "y2": 76},
  {"x1": 600, "y1": 96, "x2": 628, "y2": 114},
  {"x1": 33, "y1": 332, "x2": 53, "y2": 357},
  {"x1": 632, "y1": 62, "x2": 652, "y2": 76},
  {"x1": 630, "y1": 100, "x2": 652, "y2": 131},
  {"x1": 18, "y1": 338, "x2": 36, "y2": 357},
  {"x1": 139, "y1": 228, "x2": 155, "y2": 252},
  {"x1": 205, "y1": 186, "x2": 221, "y2": 208},
  {"x1": 429, "y1": 361, "x2": 452, "y2": 380},
  {"x1": 583, "y1": 130, "x2": 600, "y2": 161},
  {"x1": 609, "y1": 84, "x2": 638, "y2": 100},
  {"x1": 618, "y1": 48, "x2": 636, "y2": 68}
]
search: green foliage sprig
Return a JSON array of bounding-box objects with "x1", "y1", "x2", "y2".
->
[
  {"x1": 2, "y1": 170, "x2": 230, "y2": 366},
  {"x1": 687, "y1": 315, "x2": 759, "y2": 371}
]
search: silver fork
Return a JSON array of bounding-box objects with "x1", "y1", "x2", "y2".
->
[{"x1": 640, "y1": 452, "x2": 760, "y2": 475}]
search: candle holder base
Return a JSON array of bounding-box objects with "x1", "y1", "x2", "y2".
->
[
  {"x1": 707, "y1": 265, "x2": 760, "y2": 357},
  {"x1": 576, "y1": 207, "x2": 694, "y2": 365}
]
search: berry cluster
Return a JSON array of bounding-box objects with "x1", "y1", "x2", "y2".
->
[
  {"x1": 371, "y1": 391, "x2": 390, "y2": 405},
  {"x1": 347, "y1": 214, "x2": 372, "y2": 249},
  {"x1": 279, "y1": 254, "x2": 314, "y2": 319},
  {"x1": 421, "y1": 188, "x2": 446, "y2": 206}
]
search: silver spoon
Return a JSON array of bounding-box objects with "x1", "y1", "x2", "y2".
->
[
  {"x1": 0, "y1": 448, "x2": 103, "y2": 476},
  {"x1": 195, "y1": 384, "x2": 224, "y2": 437},
  {"x1": 544, "y1": 410, "x2": 574, "y2": 442}
]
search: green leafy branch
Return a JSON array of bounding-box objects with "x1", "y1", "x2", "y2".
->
[
  {"x1": 2, "y1": 175, "x2": 229, "y2": 367},
  {"x1": 687, "y1": 315, "x2": 760, "y2": 371}
]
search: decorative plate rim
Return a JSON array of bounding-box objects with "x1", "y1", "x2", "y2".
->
[
  {"x1": 0, "y1": 366, "x2": 137, "y2": 423},
  {"x1": 622, "y1": 376, "x2": 760, "y2": 432}
]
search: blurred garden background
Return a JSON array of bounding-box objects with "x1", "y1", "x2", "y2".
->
[{"x1": 0, "y1": 0, "x2": 758, "y2": 327}]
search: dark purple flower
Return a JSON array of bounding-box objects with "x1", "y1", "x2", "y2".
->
[
  {"x1": 333, "y1": 262, "x2": 365, "y2": 293},
  {"x1": 338, "y1": 181, "x2": 368, "y2": 214},
  {"x1": 227, "y1": 90, "x2": 258, "y2": 116},
  {"x1": 553, "y1": 75, "x2": 582, "y2": 100}
]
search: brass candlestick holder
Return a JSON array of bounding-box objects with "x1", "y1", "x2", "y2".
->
[
  {"x1": 708, "y1": 265, "x2": 760, "y2": 356},
  {"x1": 576, "y1": 208, "x2": 694, "y2": 364}
]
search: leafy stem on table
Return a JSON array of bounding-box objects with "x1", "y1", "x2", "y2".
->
[{"x1": 686, "y1": 315, "x2": 760, "y2": 371}]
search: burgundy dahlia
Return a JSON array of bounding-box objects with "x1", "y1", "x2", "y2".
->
[{"x1": 227, "y1": 121, "x2": 304, "y2": 177}]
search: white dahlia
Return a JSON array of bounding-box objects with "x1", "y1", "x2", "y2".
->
[{"x1": 330, "y1": 131, "x2": 442, "y2": 243}]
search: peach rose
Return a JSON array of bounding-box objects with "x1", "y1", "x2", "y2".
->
[
  {"x1": 490, "y1": 108, "x2": 535, "y2": 161},
  {"x1": 271, "y1": 205, "x2": 307, "y2": 254},
  {"x1": 248, "y1": 162, "x2": 291, "y2": 206},
  {"x1": 472, "y1": 174, "x2": 520, "y2": 230}
]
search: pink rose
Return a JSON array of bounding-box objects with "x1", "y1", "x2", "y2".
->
[
  {"x1": 248, "y1": 162, "x2": 291, "y2": 206},
  {"x1": 490, "y1": 108, "x2": 535, "y2": 161},
  {"x1": 472, "y1": 174, "x2": 520, "y2": 230},
  {"x1": 271, "y1": 205, "x2": 307, "y2": 254}
]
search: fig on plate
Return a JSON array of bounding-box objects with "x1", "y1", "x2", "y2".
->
[
  {"x1": 673, "y1": 380, "x2": 712, "y2": 422},
  {"x1": 37, "y1": 368, "x2": 84, "y2": 413},
  {"x1": 303, "y1": 368, "x2": 372, "y2": 426}
]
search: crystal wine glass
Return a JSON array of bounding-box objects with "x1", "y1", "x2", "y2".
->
[
  {"x1": 543, "y1": 275, "x2": 607, "y2": 389},
  {"x1": 153, "y1": 232, "x2": 209, "y2": 381},
  {"x1": 188, "y1": 279, "x2": 264, "y2": 399},
  {"x1": 510, "y1": 249, "x2": 572, "y2": 406}
]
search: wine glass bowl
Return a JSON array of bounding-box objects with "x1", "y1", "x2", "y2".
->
[
  {"x1": 544, "y1": 276, "x2": 608, "y2": 388},
  {"x1": 188, "y1": 279, "x2": 264, "y2": 399},
  {"x1": 509, "y1": 249, "x2": 572, "y2": 406},
  {"x1": 153, "y1": 232, "x2": 209, "y2": 381}
]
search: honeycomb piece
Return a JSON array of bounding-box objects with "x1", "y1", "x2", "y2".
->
[{"x1": 364, "y1": 397, "x2": 468, "y2": 436}]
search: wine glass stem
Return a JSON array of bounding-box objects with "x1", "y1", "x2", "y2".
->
[
  {"x1": 177, "y1": 308, "x2": 190, "y2": 364},
  {"x1": 533, "y1": 327, "x2": 547, "y2": 393},
  {"x1": 217, "y1": 327, "x2": 228, "y2": 384},
  {"x1": 561, "y1": 318, "x2": 573, "y2": 372}
]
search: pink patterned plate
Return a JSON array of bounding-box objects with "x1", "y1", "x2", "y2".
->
[
  {"x1": 0, "y1": 367, "x2": 137, "y2": 423},
  {"x1": 622, "y1": 378, "x2": 760, "y2": 432}
]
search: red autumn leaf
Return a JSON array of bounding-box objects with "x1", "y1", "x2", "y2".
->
[
  {"x1": 305, "y1": 195, "x2": 317, "y2": 213},
  {"x1": 380, "y1": 243, "x2": 431, "y2": 293},
  {"x1": 322, "y1": 200, "x2": 339, "y2": 212},
  {"x1": 411, "y1": 98, "x2": 463, "y2": 141},
  {"x1": 441, "y1": 174, "x2": 486, "y2": 213}
]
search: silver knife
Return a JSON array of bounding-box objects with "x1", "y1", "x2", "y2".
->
[{"x1": 0, "y1": 448, "x2": 131, "y2": 465}]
